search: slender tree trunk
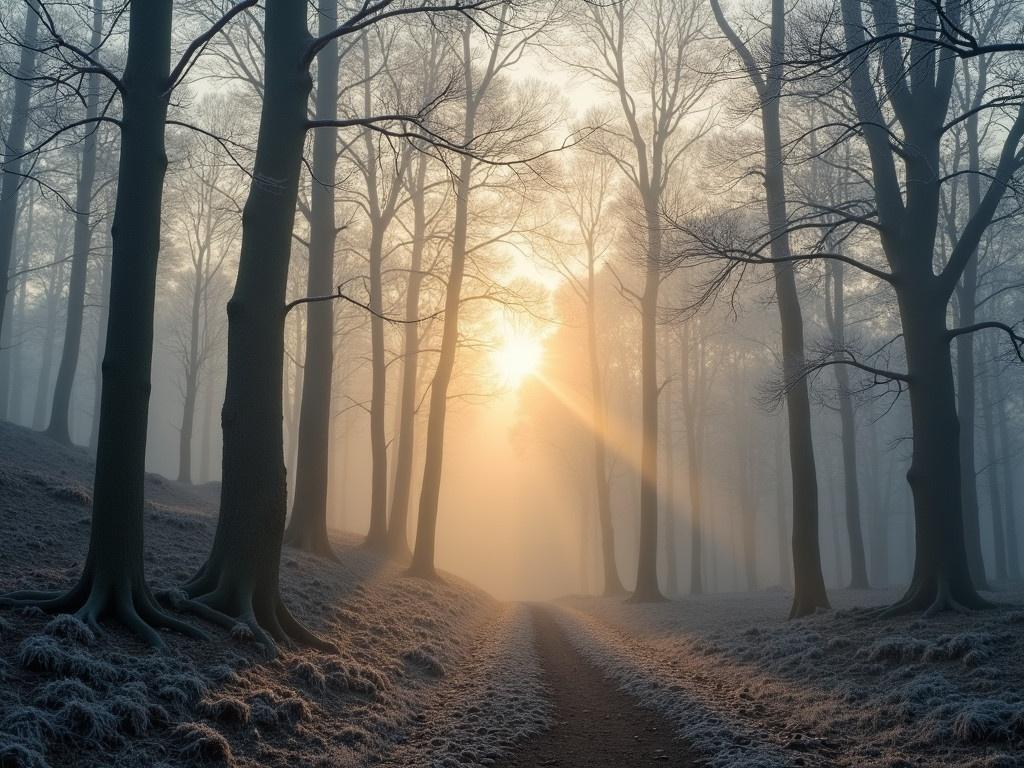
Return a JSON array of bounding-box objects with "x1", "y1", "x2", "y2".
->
[
  {"x1": 409, "y1": 145, "x2": 471, "y2": 579},
  {"x1": 682, "y1": 326, "x2": 704, "y2": 596},
  {"x1": 178, "y1": 373, "x2": 198, "y2": 484},
  {"x1": 978, "y1": 339, "x2": 1007, "y2": 581},
  {"x1": 199, "y1": 377, "x2": 213, "y2": 484},
  {"x1": 774, "y1": 418, "x2": 792, "y2": 588},
  {"x1": 409, "y1": 20, "x2": 483, "y2": 579},
  {"x1": 587, "y1": 254, "x2": 625, "y2": 595},
  {"x1": 0, "y1": 3, "x2": 38, "y2": 341},
  {"x1": 364, "y1": 224, "x2": 389, "y2": 549},
  {"x1": 996, "y1": 371, "x2": 1020, "y2": 580},
  {"x1": 181, "y1": 0, "x2": 333, "y2": 653},
  {"x1": 662, "y1": 369, "x2": 678, "y2": 598},
  {"x1": 33, "y1": 277, "x2": 61, "y2": 430},
  {"x1": 763, "y1": 99, "x2": 829, "y2": 618},
  {"x1": 285, "y1": 0, "x2": 338, "y2": 558},
  {"x1": 387, "y1": 156, "x2": 428, "y2": 559},
  {"x1": 0, "y1": 193, "x2": 33, "y2": 420},
  {"x1": 46, "y1": 0, "x2": 103, "y2": 445},
  {"x1": 630, "y1": 208, "x2": 664, "y2": 603},
  {"x1": 867, "y1": 416, "x2": 891, "y2": 588}
]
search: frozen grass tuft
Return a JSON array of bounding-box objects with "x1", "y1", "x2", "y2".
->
[
  {"x1": 402, "y1": 647, "x2": 446, "y2": 678},
  {"x1": 54, "y1": 699, "x2": 121, "y2": 745},
  {"x1": 42, "y1": 615, "x2": 95, "y2": 647},
  {"x1": 949, "y1": 701, "x2": 1024, "y2": 744},
  {"x1": 0, "y1": 738, "x2": 49, "y2": 768},
  {"x1": 291, "y1": 660, "x2": 326, "y2": 693},
  {"x1": 199, "y1": 697, "x2": 251, "y2": 728},
  {"x1": 174, "y1": 722, "x2": 235, "y2": 766}
]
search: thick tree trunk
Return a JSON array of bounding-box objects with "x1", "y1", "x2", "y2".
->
[
  {"x1": 895, "y1": 291, "x2": 987, "y2": 612},
  {"x1": 0, "y1": 4, "x2": 38, "y2": 342},
  {"x1": 88, "y1": 237, "x2": 110, "y2": 456},
  {"x1": 2, "y1": 0, "x2": 202, "y2": 646},
  {"x1": 178, "y1": 0, "x2": 331, "y2": 653},
  {"x1": 978, "y1": 340, "x2": 1007, "y2": 581},
  {"x1": 46, "y1": 0, "x2": 103, "y2": 445},
  {"x1": 387, "y1": 157, "x2": 428, "y2": 560},
  {"x1": 285, "y1": 0, "x2": 338, "y2": 559}
]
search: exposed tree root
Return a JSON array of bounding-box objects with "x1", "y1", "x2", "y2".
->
[
  {"x1": 1, "y1": 576, "x2": 207, "y2": 649},
  {"x1": 163, "y1": 569, "x2": 336, "y2": 658}
]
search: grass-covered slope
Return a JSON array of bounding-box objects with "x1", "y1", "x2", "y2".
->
[{"x1": 0, "y1": 422, "x2": 548, "y2": 767}]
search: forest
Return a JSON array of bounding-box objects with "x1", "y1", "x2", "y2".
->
[{"x1": 0, "y1": 0, "x2": 1023, "y2": 766}]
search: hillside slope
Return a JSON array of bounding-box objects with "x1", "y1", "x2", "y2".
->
[{"x1": 0, "y1": 422, "x2": 548, "y2": 767}]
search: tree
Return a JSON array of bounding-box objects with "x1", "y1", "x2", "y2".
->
[
  {"x1": 177, "y1": 0, "x2": 503, "y2": 652},
  {"x1": 572, "y1": 0, "x2": 712, "y2": 602},
  {"x1": 284, "y1": 0, "x2": 341, "y2": 557},
  {"x1": 0, "y1": 0, "x2": 256, "y2": 645},
  {"x1": 0, "y1": 0, "x2": 38, "y2": 346},
  {"x1": 409, "y1": 4, "x2": 550, "y2": 579},
  {"x1": 45, "y1": 0, "x2": 103, "y2": 446},
  {"x1": 710, "y1": 0, "x2": 830, "y2": 617},
  {"x1": 164, "y1": 100, "x2": 239, "y2": 484},
  {"x1": 834, "y1": 0, "x2": 1024, "y2": 612},
  {"x1": 537, "y1": 151, "x2": 627, "y2": 595}
]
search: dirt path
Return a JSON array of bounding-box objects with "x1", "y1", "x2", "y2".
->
[{"x1": 498, "y1": 605, "x2": 695, "y2": 768}]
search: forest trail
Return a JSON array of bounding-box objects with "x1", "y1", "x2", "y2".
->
[{"x1": 497, "y1": 606, "x2": 694, "y2": 768}]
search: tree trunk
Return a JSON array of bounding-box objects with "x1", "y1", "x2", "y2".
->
[
  {"x1": 895, "y1": 291, "x2": 987, "y2": 611},
  {"x1": 0, "y1": 193, "x2": 33, "y2": 421},
  {"x1": 867, "y1": 416, "x2": 891, "y2": 588},
  {"x1": 285, "y1": 0, "x2": 338, "y2": 559},
  {"x1": 178, "y1": 371, "x2": 198, "y2": 484},
  {"x1": 681, "y1": 326, "x2": 704, "y2": 596},
  {"x1": 33, "y1": 273, "x2": 62, "y2": 431},
  {"x1": 46, "y1": 0, "x2": 103, "y2": 445},
  {"x1": 0, "y1": 3, "x2": 38, "y2": 342},
  {"x1": 408, "y1": 145, "x2": 471, "y2": 579},
  {"x1": 179, "y1": 0, "x2": 332, "y2": 653},
  {"x1": 387, "y1": 156, "x2": 428, "y2": 560},
  {"x1": 364, "y1": 224, "x2": 389, "y2": 550},
  {"x1": 409, "y1": 20, "x2": 481, "y2": 579},
  {"x1": 2, "y1": 0, "x2": 203, "y2": 646},
  {"x1": 88, "y1": 234, "x2": 111, "y2": 456},
  {"x1": 996, "y1": 371, "x2": 1021, "y2": 580},
  {"x1": 630, "y1": 209, "x2": 664, "y2": 603},
  {"x1": 978, "y1": 338, "x2": 1007, "y2": 581},
  {"x1": 762, "y1": 93, "x2": 829, "y2": 617},
  {"x1": 587, "y1": 253, "x2": 624, "y2": 595}
]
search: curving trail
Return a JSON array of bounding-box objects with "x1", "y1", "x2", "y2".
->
[{"x1": 498, "y1": 605, "x2": 695, "y2": 768}]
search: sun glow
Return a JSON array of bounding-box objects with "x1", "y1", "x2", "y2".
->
[{"x1": 492, "y1": 330, "x2": 544, "y2": 390}]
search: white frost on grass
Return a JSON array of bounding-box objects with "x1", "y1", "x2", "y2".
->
[
  {"x1": 555, "y1": 588, "x2": 1024, "y2": 768},
  {"x1": 379, "y1": 603, "x2": 551, "y2": 768},
  {"x1": 0, "y1": 421, "x2": 540, "y2": 768}
]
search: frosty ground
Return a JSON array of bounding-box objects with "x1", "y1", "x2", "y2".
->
[{"x1": 1, "y1": 419, "x2": 1023, "y2": 767}]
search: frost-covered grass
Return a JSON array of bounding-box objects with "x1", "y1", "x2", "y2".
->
[
  {"x1": 556, "y1": 588, "x2": 1024, "y2": 767},
  {"x1": 0, "y1": 421, "x2": 547, "y2": 767}
]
